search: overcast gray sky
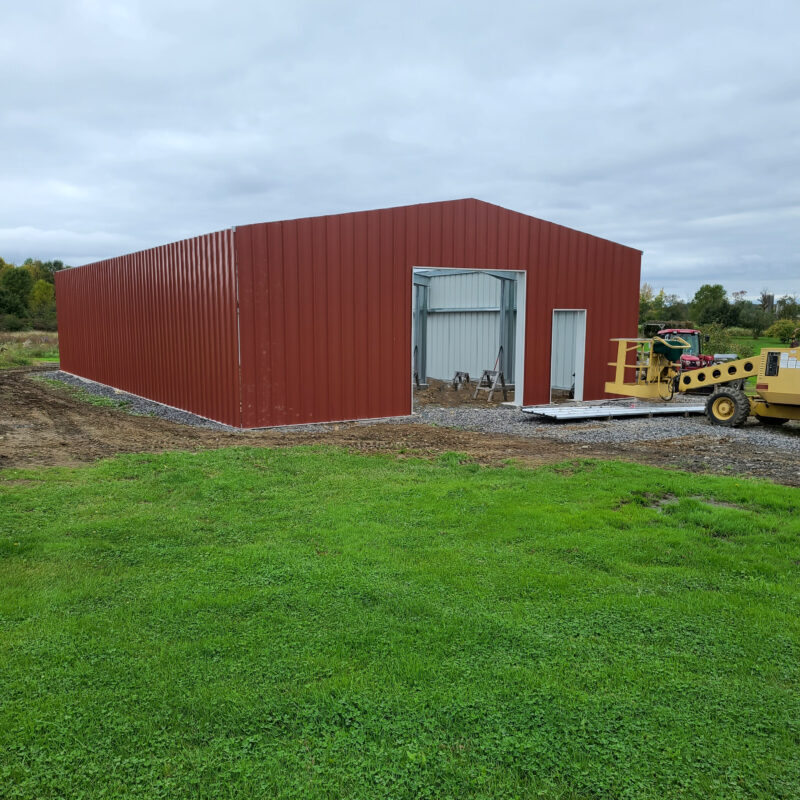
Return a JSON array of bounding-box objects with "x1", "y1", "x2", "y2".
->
[{"x1": 1, "y1": 0, "x2": 798, "y2": 298}]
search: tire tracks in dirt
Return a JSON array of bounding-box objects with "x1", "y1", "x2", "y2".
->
[{"x1": 1, "y1": 368, "x2": 798, "y2": 486}]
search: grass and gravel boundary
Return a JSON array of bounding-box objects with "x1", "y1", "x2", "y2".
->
[
  {"x1": 36, "y1": 370, "x2": 800, "y2": 459},
  {"x1": 2, "y1": 447, "x2": 799, "y2": 798}
]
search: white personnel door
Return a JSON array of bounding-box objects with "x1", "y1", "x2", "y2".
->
[{"x1": 550, "y1": 310, "x2": 586, "y2": 401}]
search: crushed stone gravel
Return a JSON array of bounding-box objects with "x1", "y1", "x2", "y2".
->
[
  {"x1": 40, "y1": 371, "x2": 415, "y2": 434},
  {"x1": 412, "y1": 402, "x2": 800, "y2": 453},
  {"x1": 41, "y1": 370, "x2": 800, "y2": 456},
  {"x1": 40, "y1": 371, "x2": 238, "y2": 430}
]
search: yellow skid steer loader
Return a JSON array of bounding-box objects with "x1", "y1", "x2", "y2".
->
[{"x1": 605, "y1": 337, "x2": 800, "y2": 427}]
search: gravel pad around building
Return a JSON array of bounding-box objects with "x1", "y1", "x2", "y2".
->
[
  {"x1": 413, "y1": 402, "x2": 800, "y2": 454},
  {"x1": 35, "y1": 370, "x2": 800, "y2": 458},
  {"x1": 39, "y1": 371, "x2": 415, "y2": 433},
  {"x1": 40, "y1": 371, "x2": 239, "y2": 430}
]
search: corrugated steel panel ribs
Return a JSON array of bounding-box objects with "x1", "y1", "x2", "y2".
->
[
  {"x1": 56, "y1": 229, "x2": 240, "y2": 426},
  {"x1": 55, "y1": 199, "x2": 642, "y2": 428}
]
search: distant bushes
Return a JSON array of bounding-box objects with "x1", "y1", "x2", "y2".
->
[
  {"x1": 0, "y1": 313, "x2": 27, "y2": 331},
  {"x1": 703, "y1": 323, "x2": 753, "y2": 357},
  {"x1": 725, "y1": 326, "x2": 754, "y2": 338},
  {"x1": 0, "y1": 257, "x2": 64, "y2": 331},
  {"x1": 640, "y1": 282, "x2": 798, "y2": 339},
  {"x1": 766, "y1": 319, "x2": 800, "y2": 344},
  {"x1": 0, "y1": 331, "x2": 59, "y2": 368}
]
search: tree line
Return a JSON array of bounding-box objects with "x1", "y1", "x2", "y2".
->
[
  {"x1": 0, "y1": 258, "x2": 67, "y2": 331},
  {"x1": 640, "y1": 283, "x2": 799, "y2": 342},
  {"x1": 3, "y1": 258, "x2": 798, "y2": 342}
]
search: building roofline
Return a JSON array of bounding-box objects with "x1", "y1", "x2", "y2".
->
[{"x1": 60, "y1": 197, "x2": 642, "y2": 271}]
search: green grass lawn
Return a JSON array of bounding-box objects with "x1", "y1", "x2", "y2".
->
[
  {"x1": 33, "y1": 377, "x2": 130, "y2": 408},
  {"x1": 2, "y1": 448, "x2": 799, "y2": 799},
  {"x1": 0, "y1": 349, "x2": 59, "y2": 368},
  {"x1": 0, "y1": 332, "x2": 59, "y2": 369},
  {"x1": 732, "y1": 335, "x2": 783, "y2": 354}
]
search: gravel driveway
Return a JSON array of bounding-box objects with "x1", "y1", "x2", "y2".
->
[{"x1": 414, "y1": 402, "x2": 800, "y2": 453}]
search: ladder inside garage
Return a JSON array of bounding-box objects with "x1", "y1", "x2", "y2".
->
[
  {"x1": 473, "y1": 369, "x2": 509, "y2": 402},
  {"x1": 473, "y1": 346, "x2": 511, "y2": 402}
]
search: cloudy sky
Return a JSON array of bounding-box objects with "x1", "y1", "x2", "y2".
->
[{"x1": 1, "y1": 0, "x2": 798, "y2": 298}]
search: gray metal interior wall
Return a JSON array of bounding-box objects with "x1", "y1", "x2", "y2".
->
[
  {"x1": 550, "y1": 310, "x2": 581, "y2": 391},
  {"x1": 425, "y1": 272, "x2": 501, "y2": 380}
]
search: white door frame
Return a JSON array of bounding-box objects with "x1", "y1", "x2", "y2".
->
[
  {"x1": 411, "y1": 267, "x2": 526, "y2": 408},
  {"x1": 550, "y1": 309, "x2": 587, "y2": 402}
]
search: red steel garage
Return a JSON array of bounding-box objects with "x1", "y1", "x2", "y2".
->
[{"x1": 55, "y1": 198, "x2": 641, "y2": 428}]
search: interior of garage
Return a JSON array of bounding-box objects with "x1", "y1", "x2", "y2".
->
[
  {"x1": 411, "y1": 268, "x2": 524, "y2": 408},
  {"x1": 412, "y1": 268, "x2": 592, "y2": 409}
]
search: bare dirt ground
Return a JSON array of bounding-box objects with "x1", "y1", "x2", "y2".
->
[
  {"x1": 413, "y1": 378, "x2": 515, "y2": 407},
  {"x1": 1, "y1": 368, "x2": 798, "y2": 486}
]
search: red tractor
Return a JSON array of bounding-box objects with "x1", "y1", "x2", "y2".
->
[
  {"x1": 656, "y1": 328, "x2": 714, "y2": 371},
  {"x1": 656, "y1": 327, "x2": 744, "y2": 392}
]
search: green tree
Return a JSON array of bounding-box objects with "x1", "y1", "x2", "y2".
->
[
  {"x1": 737, "y1": 303, "x2": 773, "y2": 338},
  {"x1": 659, "y1": 293, "x2": 690, "y2": 321},
  {"x1": 691, "y1": 284, "x2": 731, "y2": 326},
  {"x1": 703, "y1": 322, "x2": 752, "y2": 357},
  {"x1": 22, "y1": 259, "x2": 49, "y2": 284},
  {"x1": 766, "y1": 318, "x2": 799, "y2": 344},
  {"x1": 0, "y1": 285, "x2": 26, "y2": 316},
  {"x1": 639, "y1": 282, "x2": 654, "y2": 324},
  {"x1": 648, "y1": 288, "x2": 667, "y2": 319},
  {"x1": 29, "y1": 279, "x2": 55, "y2": 314},
  {"x1": 0, "y1": 267, "x2": 34, "y2": 309},
  {"x1": 40, "y1": 259, "x2": 65, "y2": 283},
  {"x1": 776, "y1": 295, "x2": 800, "y2": 320}
]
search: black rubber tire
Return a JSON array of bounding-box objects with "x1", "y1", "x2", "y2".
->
[
  {"x1": 705, "y1": 387, "x2": 750, "y2": 427},
  {"x1": 724, "y1": 379, "x2": 745, "y2": 391},
  {"x1": 755, "y1": 415, "x2": 788, "y2": 427}
]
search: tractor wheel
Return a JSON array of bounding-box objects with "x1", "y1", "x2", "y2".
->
[
  {"x1": 724, "y1": 378, "x2": 745, "y2": 391},
  {"x1": 755, "y1": 415, "x2": 788, "y2": 427},
  {"x1": 705, "y1": 387, "x2": 750, "y2": 427}
]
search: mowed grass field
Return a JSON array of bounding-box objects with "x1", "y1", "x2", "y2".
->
[
  {"x1": 1, "y1": 447, "x2": 799, "y2": 799},
  {"x1": 732, "y1": 335, "x2": 783, "y2": 355}
]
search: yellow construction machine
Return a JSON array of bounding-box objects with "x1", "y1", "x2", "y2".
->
[{"x1": 605, "y1": 336, "x2": 800, "y2": 427}]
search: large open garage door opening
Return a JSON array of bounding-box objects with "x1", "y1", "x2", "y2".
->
[
  {"x1": 411, "y1": 268, "x2": 526, "y2": 409},
  {"x1": 550, "y1": 309, "x2": 586, "y2": 402}
]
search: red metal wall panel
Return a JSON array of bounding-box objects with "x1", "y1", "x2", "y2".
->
[
  {"x1": 236, "y1": 199, "x2": 641, "y2": 428},
  {"x1": 56, "y1": 200, "x2": 640, "y2": 430},
  {"x1": 235, "y1": 208, "x2": 416, "y2": 428},
  {"x1": 55, "y1": 229, "x2": 240, "y2": 426}
]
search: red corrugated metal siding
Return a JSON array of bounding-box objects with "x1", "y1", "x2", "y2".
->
[
  {"x1": 236, "y1": 208, "x2": 416, "y2": 427},
  {"x1": 56, "y1": 199, "x2": 639, "y2": 429},
  {"x1": 236, "y1": 199, "x2": 641, "y2": 428},
  {"x1": 55, "y1": 229, "x2": 240, "y2": 426}
]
